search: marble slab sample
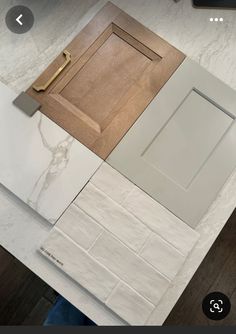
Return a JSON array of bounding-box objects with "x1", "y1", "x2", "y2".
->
[
  {"x1": 40, "y1": 163, "x2": 199, "y2": 325},
  {"x1": 0, "y1": 81, "x2": 102, "y2": 224}
]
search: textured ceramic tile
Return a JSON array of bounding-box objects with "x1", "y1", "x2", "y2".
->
[
  {"x1": 140, "y1": 233, "x2": 185, "y2": 280},
  {"x1": 106, "y1": 283, "x2": 154, "y2": 325},
  {"x1": 56, "y1": 204, "x2": 103, "y2": 250},
  {"x1": 90, "y1": 163, "x2": 135, "y2": 204},
  {"x1": 40, "y1": 229, "x2": 118, "y2": 301},
  {"x1": 0, "y1": 82, "x2": 102, "y2": 223},
  {"x1": 75, "y1": 183, "x2": 150, "y2": 252},
  {"x1": 40, "y1": 163, "x2": 199, "y2": 324},
  {"x1": 89, "y1": 231, "x2": 170, "y2": 305},
  {"x1": 0, "y1": 182, "x2": 124, "y2": 326},
  {"x1": 122, "y1": 187, "x2": 199, "y2": 256}
]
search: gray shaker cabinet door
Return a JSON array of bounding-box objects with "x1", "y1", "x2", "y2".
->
[{"x1": 107, "y1": 59, "x2": 236, "y2": 228}]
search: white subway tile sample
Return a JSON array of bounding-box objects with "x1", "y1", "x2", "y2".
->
[
  {"x1": 123, "y1": 187, "x2": 199, "y2": 256},
  {"x1": 75, "y1": 183, "x2": 150, "y2": 252},
  {"x1": 40, "y1": 229, "x2": 118, "y2": 301},
  {"x1": 140, "y1": 233, "x2": 185, "y2": 280},
  {"x1": 56, "y1": 204, "x2": 102, "y2": 250},
  {"x1": 40, "y1": 163, "x2": 199, "y2": 324},
  {"x1": 106, "y1": 283, "x2": 154, "y2": 326},
  {"x1": 89, "y1": 231, "x2": 170, "y2": 305},
  {"x1": 90, "y1": 162, "x2": 135, "y2": 204}
]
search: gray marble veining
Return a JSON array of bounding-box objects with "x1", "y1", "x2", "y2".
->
[
  {"x1": 27, "y1": 115, "x2": 74, "y2": 218},
  {"x1": 0, "y1": 80, "x2": 102, "y2": 224}
]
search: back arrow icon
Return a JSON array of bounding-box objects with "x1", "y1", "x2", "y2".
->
[{"x1": 16, "y1": 14, "x2": 23, "y2": 26}]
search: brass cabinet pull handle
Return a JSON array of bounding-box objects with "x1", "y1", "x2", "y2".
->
[{"x1": 33, "y1": 50, "x2": 72, "y2": 92}]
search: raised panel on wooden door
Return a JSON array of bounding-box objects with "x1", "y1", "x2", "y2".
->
[
  {"x1": 107, "y1": 59, "x2": 236, "y2": 227},
  {"x1": 27, "y1": 2, "x2": 185, "y2": 159}
]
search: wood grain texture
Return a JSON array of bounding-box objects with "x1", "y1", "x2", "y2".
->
[
  {"x1": 27, "y1": 2, "x2": 185, "y2": 159},
  {"x1": 0, "y1": 247, "x2": 56, "y2": 326},
  {"x1": 22, "y1": 297, "x2": 52, "y2": 326},
  {"x1": 164, "y1": 208, "x2": 236, "y2": 326}
]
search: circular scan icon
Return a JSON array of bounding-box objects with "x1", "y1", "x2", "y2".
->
[
  {"x1": 5, "y1": 6, "x2": 34, "y2": 34},
  {"x1": 202, "y1": 292, "x2": 231, "y2": 321}
]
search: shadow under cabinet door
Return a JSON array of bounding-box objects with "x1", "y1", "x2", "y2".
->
[
  {"x1": 26, "y1": 2, "x2": 185, "y2": 159},
  {"x1": 107, "y1": 59, "x2": 236, "y2": 228}
]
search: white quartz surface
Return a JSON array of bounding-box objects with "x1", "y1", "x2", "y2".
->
[
  {"x1": 0, "y1": 81, "x2": 102, "y2": 223},
  {"x1": 0, "y1": 0, "x2": 236, "y2": 326}
]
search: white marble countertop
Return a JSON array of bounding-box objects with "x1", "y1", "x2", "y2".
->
[{"x1": 0, "y1": 0, "x2": 236, "y2": 326}]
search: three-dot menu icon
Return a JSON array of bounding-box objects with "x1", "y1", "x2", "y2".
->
[{"x1": 209, "y1": 17, "x2": 224, "y2": 22}]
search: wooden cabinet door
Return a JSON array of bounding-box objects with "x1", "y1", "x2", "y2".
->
[
  {"x1": 107, "y1": 59, "x2": 236, "y2": 227},
  {"x1": 27, "y1": 2, "x2": 185, "y2": 159}
]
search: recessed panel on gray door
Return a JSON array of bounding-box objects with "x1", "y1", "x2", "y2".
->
[{"x1": 107, "y1": 59, "x2": 236, "y2": 227}]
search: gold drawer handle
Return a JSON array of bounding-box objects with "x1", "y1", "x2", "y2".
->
[{"x1": 33, "y1": 50, "x2": 72, "y2": 92}]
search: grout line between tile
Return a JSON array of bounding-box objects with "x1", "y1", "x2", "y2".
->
[
  {"x1": 104, "y1": 281, "x2": 121, "y2": 304},
  {"x1": 137, "y1": 230, "x2": 152, "y2": 255},
  {"x1": 105, "y1": 280, "x2": 156, "y2": 308},
  {"x1": 73, "y1": 203, "x2": 144, "y2": 253},
  {"x1": 80, "y1": 182, "x2": 197, "y2": 257},
  {"x1": 52, "y1": 227, "x2": 167, "y2": 305},
  {"x1": 73, "y1": 207, "x2": 172, "y2": 283},
  {"x1": 87, "y1": 230, "x2": 104, "y2": 253}
]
